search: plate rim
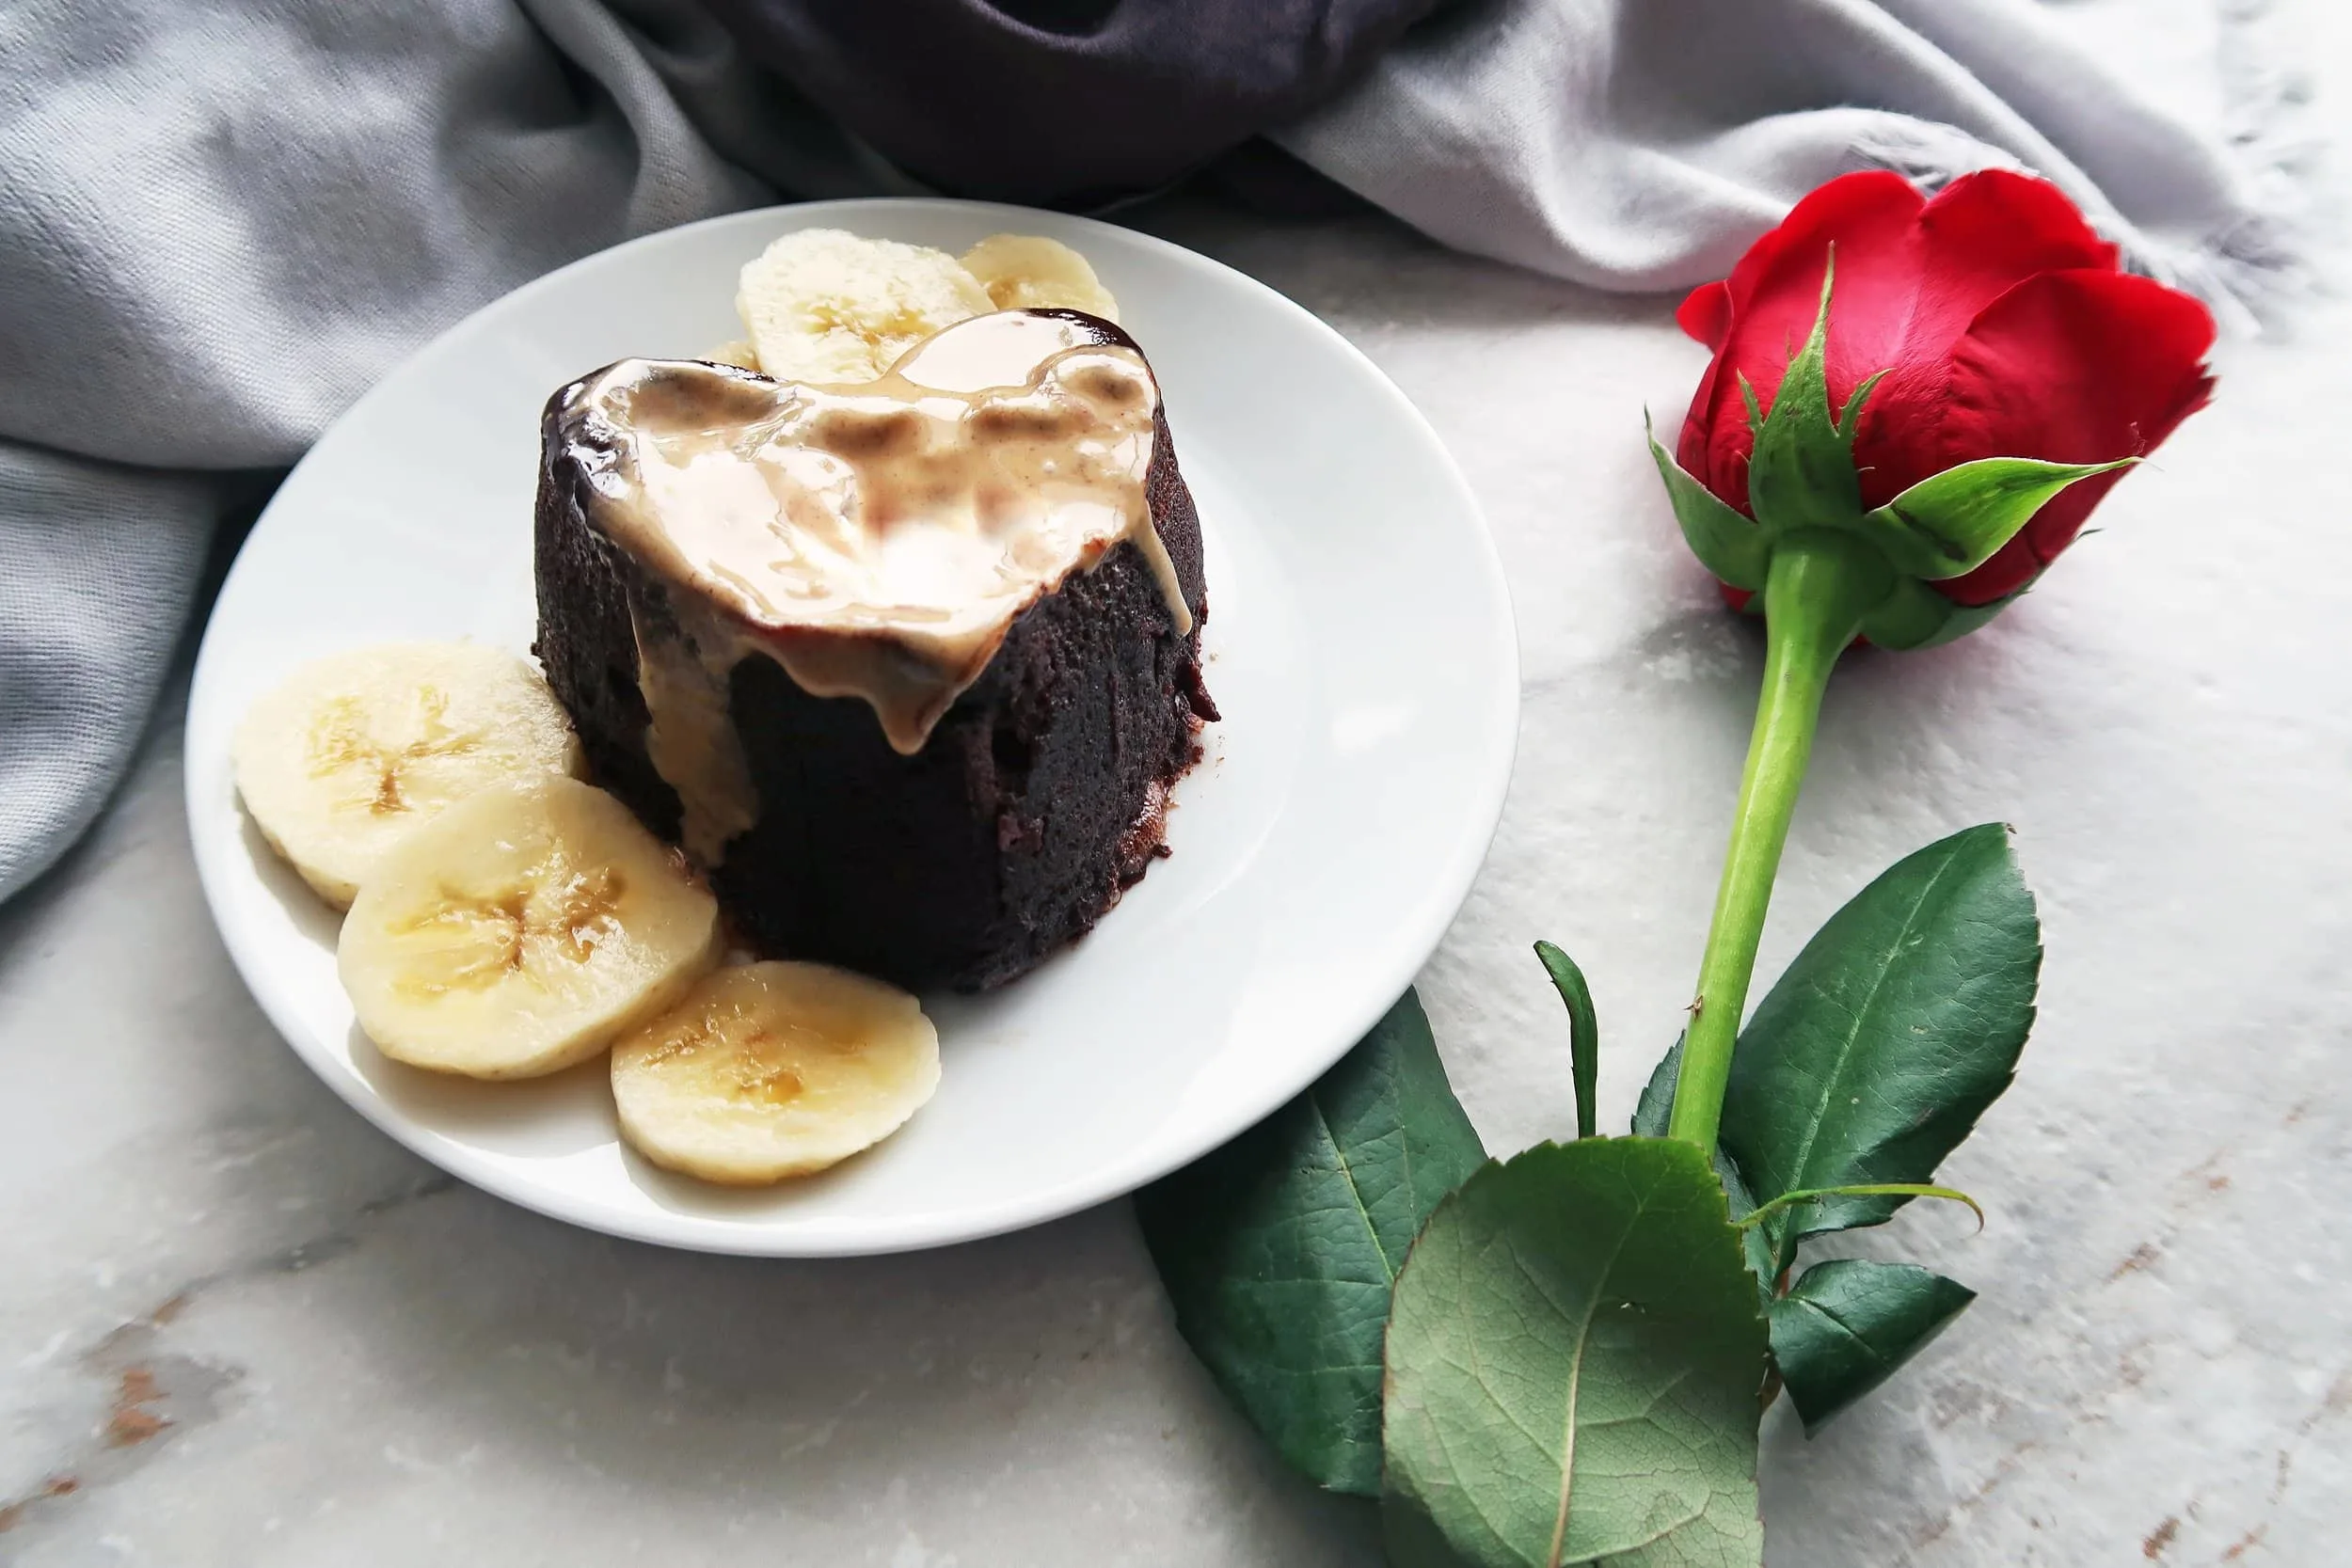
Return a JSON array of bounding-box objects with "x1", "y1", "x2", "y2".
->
[{"x1": 184, "y1": 197, "x2": 1520, "y2": 1256}]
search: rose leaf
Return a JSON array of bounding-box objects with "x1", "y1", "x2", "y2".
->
[
  {"x1": 1720, "y1": 823, "x2": 2041, "y2": 1275},
  {"x1": 1770, "y1": 1259, "x2": 1976, "y2": 1435},
  {"x1": 1135, "y1": 990, "x2": 1485, "y2": 1496},
  {"x1": 1381, "y1": 1137, "x2": 1768, "y2": 1568}
]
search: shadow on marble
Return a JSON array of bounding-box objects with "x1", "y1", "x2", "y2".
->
[
  {"x1": 619, "y1": 1135, "x2": 886, "y2": 1219},
  {"x1": 350, "y1": 1028, "x2": 618, "y2": 1159},
  {"x1": 234, "y1": 809, "x2": 343, "y2": 952}
]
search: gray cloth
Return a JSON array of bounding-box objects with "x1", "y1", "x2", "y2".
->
[
  {"x1": 0, "y1": 0, "x2": 2297, "y2": 902},
  {"x1": 1277, "y1": 0, "x2": 2300, "y2": 327},
  {"x1": 692, "y1": 0, "x2": 1445, "y2": 203},
  {"x1": 0, "y1": 0, "x2": 771, "y2": 897}
]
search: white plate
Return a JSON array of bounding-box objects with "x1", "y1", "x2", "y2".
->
[{"x1": 185, "y1": 199, "x2": 1518, "y2": 1256}]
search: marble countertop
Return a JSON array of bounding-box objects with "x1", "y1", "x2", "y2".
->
[{"x1": 7, "y1": 49, "x2": 2349, "y2": 1568}]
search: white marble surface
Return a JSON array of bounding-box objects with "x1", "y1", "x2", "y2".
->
[{"x1": 6, "y1": 21, "x2": 2349, "y2": 1563}]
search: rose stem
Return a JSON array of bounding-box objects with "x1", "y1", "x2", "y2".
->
[{"x1": 1666, "y1": 531, "x2": 1883, "y2": 1152}]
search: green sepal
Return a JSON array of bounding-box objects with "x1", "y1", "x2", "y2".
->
[
  {"x1": 1857, "y1": 577, "x2": 2016, "y2": 651},
  {"x1": 1741, "y1": 254, "x2": 1871, "y2": 534},
  {"x1": 1769, "y1": 1259, "x2": 1976, "y2": 1434},
  {"x1": 1857, "y1": 456, "x2": 2137, "y2": 580},
  {"x1": 1649, "y1": 415, "x2": 1768, "y2": 591},
  {"x1": 1837, "y1": 369, "x2": 1888, "y2": 446}
]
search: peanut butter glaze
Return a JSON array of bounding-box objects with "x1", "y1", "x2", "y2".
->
[{"x1": 550, "y1": 310, "x2": 1191, "y2": 863}]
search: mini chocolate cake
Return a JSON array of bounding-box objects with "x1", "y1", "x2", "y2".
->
[{"x1": 533, "y1": 309, "x2": 1215, "y2": 991}]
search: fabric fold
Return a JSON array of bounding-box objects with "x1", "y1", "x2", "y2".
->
[
  {"x1": 0, "y1": 447, "x2": 220, "y2": 896},
  {"x1": 694, "y1": 0, "x2": 1444, "y2": 205},
  {"x1": 1275, "y1": 0, "x2": 2294, "y2": 323},
  {"x1": 0, "y1": 0, "x2": 775, "y2": 900}
]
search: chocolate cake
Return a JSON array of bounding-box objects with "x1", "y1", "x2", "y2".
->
[{"x1": 533, "y1": 309, "x2": 1215, "y2": 991}]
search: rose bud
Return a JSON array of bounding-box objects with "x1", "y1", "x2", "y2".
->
[
  {"x1": 1654, "y1": 167, "x2": 2216, "y2": 647},
  {"x1": 1645, "y1": 169, "x2": 2216, "y2": 1150}
]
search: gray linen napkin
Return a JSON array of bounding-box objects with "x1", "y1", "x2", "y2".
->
[
  {"x1": 0, "y1": 0, "x2": 767, "y2": 898},
  {"x1": 0, "y1": 0, "x2": 2305, "y2": 903},
  {"x1": 1277, "y1": 0, "x2": 2307, "y2": 326}
]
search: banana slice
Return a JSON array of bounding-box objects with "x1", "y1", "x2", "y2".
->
[
  {"x1": 960, "y1": 234, "x2": 1120, "y2": 322},
  {"x1": 340, "y1": 776, "x2": 722, "y2": 1080},
  {"x1": 736, "y1": 229, "x2": 991, "y2": 385},
  {"x1": 232, "y1": 642, "x2": 582, "y2": 907},
  {"x1": 612, "y1": 960, "x2": 941, "y2": 1183}
]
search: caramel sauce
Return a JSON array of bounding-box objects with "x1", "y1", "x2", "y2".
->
[{"x1": 553, "y1": 309, "x2": 1190, "y2": 866}]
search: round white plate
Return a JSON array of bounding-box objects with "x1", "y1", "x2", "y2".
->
[{"x1": 185, "y1": 199, "x2": 1518, "y2": 1256}]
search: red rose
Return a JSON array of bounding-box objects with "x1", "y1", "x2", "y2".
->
[{"x1": 1674, "y1": 169, "x2": 2217, "y2": 607}]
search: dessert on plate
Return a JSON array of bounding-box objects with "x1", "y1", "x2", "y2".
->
[
  {"x1": 533, "y1": 230, "x2": 1216, "y2": 991},
  {"x1": 229, "y1": 227, "x2": 1214, "y2": 1186}
]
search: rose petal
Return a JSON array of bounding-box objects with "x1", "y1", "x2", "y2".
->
[
  {"x1": 1677, "y1": 281, "x2": 1734, "y2": 350},
  {"x1": 1833, "y1": 170, "x2": 2121, "y2": 416},
  {"x1": 1842, "y1": 173, "x2": 2130, "y2": 503},
  {"x1": 1688, "y1": 170, "x2": 2136, "y2": 514},
  {"x1": 1716, "y1": 170, "x2": 1925, "y2": 319},
  {"x1": 1920, "y1": 268, "x2": 2217, "y2": 604}
]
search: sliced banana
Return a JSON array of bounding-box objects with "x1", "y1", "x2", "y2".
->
[
  {"x1": 232, "y1": 642, "x2": 582, "y2": 907},
  {"x1": 612, "y1": 960, "x2": 941, "y2": 1183},
  {"x1": 960, "y1": 234, "x2": 1120, "y2": 322},
  {"x1": 340, "y1": 776, "x2": 722, "y2": 1080},
  {"x1": 736, "y1": 229, "x2": 991, "y2": 385}
]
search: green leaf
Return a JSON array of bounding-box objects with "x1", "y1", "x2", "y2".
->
[
  {"x1": 1770, "y1": 1260, "x2": 1976, "y2": 1435},
  {"x1": 1135, "y1": 990, "x2": 1485, "y2": 1496},
  {"x1": 1534, "y1": 941, "x2": 1600, "y2": 1139},
  {"x1": 1381, "y1": 1138, "x2": 1768, "y2": 1568},
  {"x1": 1741, "y1": 255, "x2": 1867, "y2": 535},
  {"x1": 1720, "y1": 824, "x2": 2041, "y2": 1275},
  {"x1": 1633, "y1": 1038, "x2": 1778, "y2": 1306},
  {"x1": 1857, "y1": 457, "x2": 2137, "y2": 581},
  {"x1": 1631, "y1": 1037, "x2": 1680, "y2": 1140},
  {"x1": 1648, "y1": 420, "x2": 1768, "y2": 591}
]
